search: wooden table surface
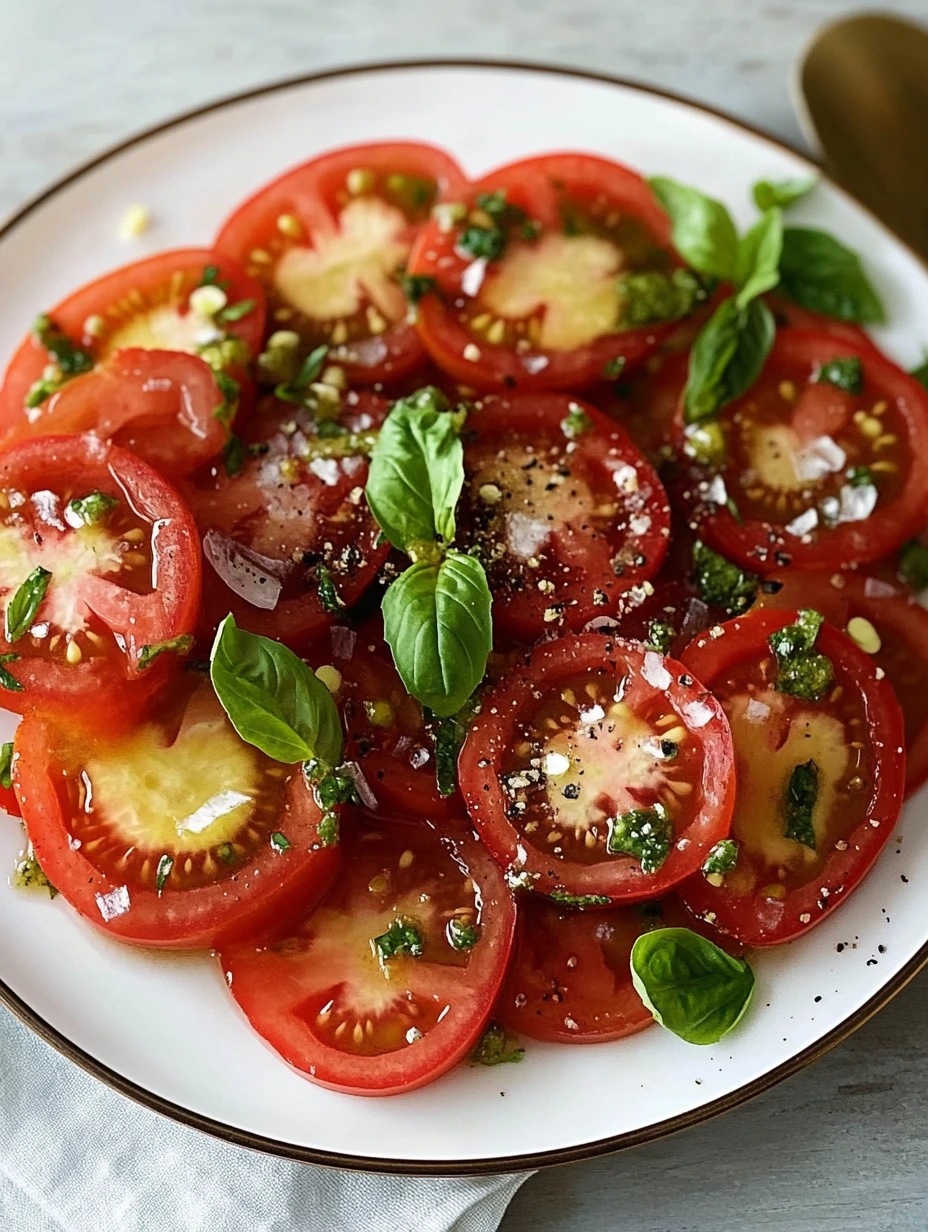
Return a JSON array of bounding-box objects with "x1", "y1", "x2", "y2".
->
[{"x1": 3, "y1": 2, "x2": 928, "y2": 1229}]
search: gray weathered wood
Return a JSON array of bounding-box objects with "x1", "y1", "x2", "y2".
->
[{"x1": 2, "y1": 2, "x2": 928, "y2": 1227}]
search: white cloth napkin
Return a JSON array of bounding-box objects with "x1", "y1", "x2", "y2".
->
[{"x1": 0, "y1": 1007, "x2": 530, "y2": 1232}]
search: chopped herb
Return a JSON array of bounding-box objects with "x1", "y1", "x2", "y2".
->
[
  {"x1": 26, "y1": 314, "x2": 95, "y2": 405},
  {"x1": 399, "y1": 272, "x2": 437, "y2": 305},
  {"x1": 447, "y1": 917, "x2": 481, "y2": 951},
  {"x1": 68, "y1": 491, "x2": 118, "y2": 525},
  {"x1": 899, "y1": 538, "x2": 928, "y2": 590},
  {"x1": 317, "y1": 812, "x2": 340, "y2": 847},
  {"x1": 702, "y1": 838, "x2": 739, "y2": 875},
  {"x1": 426, "y1": 702, "x2": 478, "y2": 797},
  {"x1": 155, "y1": 854, "x2": 173, "y2": 896},
  {"x1": 373, "y1": 916, "x2": 424, "y2": 963},
  {"x1": 470, "y1": 1023, "x2": 524, "y2": 1066},
  {"x1": 607, "y1": 803, "x2": 673, "y2": 873},
  {"x1": 270, "y1": 831, "x2": 291, "y2": 853},
  {"x1": 602, "y1": 355, "x2": 627, "y2": 380},
  {"x1": 457, "y1": 191, "x2": 533, "y2": 263},
  {"x1": 224, "y1": 434, "x2": 245, "y2": 477},
  {"x1": 314, "y1": 565, "x2": 344, "y2": 614},
  {"x1": 137, "y1": 634, "x2": 194, "y2": 672},
  {"x1": 618, "y1": 268, "x2": 707, "y2": 329},
  {"x1": 783, "y1": 758, "x2": 819, "y2": 849},
  {"x1": 560, "y1": 408, "x2": 593, "y2": 439},
  {"x1": 5, "y1": 567, "x2": 52, "y2": 643},
  {"x1": 274, "y1": 345, "x2": 329, "y2": 404},
  {"x1": 303, "y1": 759, "x2": 357, "y2": 810},
  {"x1": 199, "y1": 264, "x2": 229, "y2": 289},
  {"x1": 817, "y1": 355, "x2": 863, "y2": 394},
  {"x1": 693, "y1": 540, "x2": 758, "y2": 616},
  {"x1": 12, "y1": 852, "x2": 57, "y2": 898},
  {"x1": 215, "y1": 298, "x2": 256, "y2": 324},
  {"x1": 0, "y1": 742, "x2": 13, "y2": 790},
  {"x1": 645, "y1": 618, "x2": 675, "y2": 655},
  {"x1": 298, "y1": 429, "x2": 378, "y2": 461},
  {"x1": 198, "y1": 335, "x2": 250, "y2": 373},
  {"x1": 217, "y1": 842, "x2": 236, "y2": 864},
  {"x1": 768, "y1": 608, "x2": 834, "y2": 701},
  {"x1": 847, "y1": 465, "x2": 875, "y2": 488},
  {"x1": 212, "y1": 370, "x2": 240, "y2": 428},
  {"x1": 0, "y1": 654, "x2": 23, "y2": 693},
  {"x1": 457, "y1": 225, "x2": 506, "y2": 262},
  {"x1": 548, "y1": 888, "x2": 611, "y2": 908},
  {"x1": 385, "y1": 172, "x2": 437, "y2": 215}
]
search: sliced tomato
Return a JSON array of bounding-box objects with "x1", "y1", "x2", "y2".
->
[
  {"x1": 219, "y1": 814, "x2": 516, "y2": 1095},
  {"x1": 679, "y1": 608, "x2": 905, "y2": 945},
  {"x1": 185, "y1": 390, "x2": 389, "y2": 649},
  {"x1": 0, "y1": 435, "x2": 200, "y2": 718},
  {"x1": 755, "y1": 569, "x2": 928, "y2": 796},
  {"x1": 1, "y1": 350, "x2": 229, "y2": 478},
  {"x1": 1, "y1": 250, "x2": 265, "y2": 428},
  {"x1": 14, "y1": 674, "x2": 339, "y2": 948},
  {"x1": 215, "y1": 143, "x2": 467, "y2": 387},
  {"x1": 590, "y1": 351, "x2": 688, "y2": 467},
  {"x1": 765, "y1": 292, "x2": 875, "y2": 348},
  {"x1": 459, "y1": 634, "x2": 735, "y2": 904},
  {"x1": 672, "y1": 330, "x2": 928, "y2": 573},
  {"x1": 337, "y1": 621, "x2": 460, "y2": 818},
  {"x1": 459, "y1": 393, "x2": 670, "y2": 641},
  {"x1": 407, "y1": 153, "x2": 680, "y2": 392}
]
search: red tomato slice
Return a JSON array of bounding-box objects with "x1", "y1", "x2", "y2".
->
[
  {"x1": 0, "y1": 435, "x2": 200, "y2": 718},
  {"x1": 337, "y1": 621, "x2": 460, "y2": 819},
  {"x1": 185, "y1": 390, "x2": 390, "y2": 649},
  {"x1": 679, "y1": 608, "x2": 905, "y2": 945},
  {"x1": 459, "y1": 634, "x2": 735, "y2": 904},
  {"x1": 755, "y1": 569, "x2": 928, "y2": 796},
  {"x1": 459, "y1": 393, "x2": 671, "y2": 641},
  {"x1": 1, "y1": 250, "x2": 265, "y2": 428},
  {"x1": 14, "y1": 675, "x2": 340, "y2": 948},
  {"x1": 1, "y1": 350, "x2": 228, "y2": 478},
  {"x1": 219, "y1": 814, "x2": 516, "y2": 1095},
  {"x1": 407, "y1": 153, "x2": 679, "y2": 392},
  {"x1": 497, "y1": 893, "x2": 714, "y2": 1044},
  {"x1": 215, "y1": 143, "x2": 468, "y2": 387},
  {"x1": 590, "y1": 351, "x2": 688, "y2": 467},
  {"x1": 765, "y1": 292, "x2": 875, "y2": 348},
  {"x1": 672, "y1": 330, "x2": 928, "y2": 573}
]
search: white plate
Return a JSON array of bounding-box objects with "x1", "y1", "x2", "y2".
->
[{"x1": 1, "y1": 61, "x2": 926, "y2": 1175}]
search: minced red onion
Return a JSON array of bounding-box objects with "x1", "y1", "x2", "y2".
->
[
  {"x1": 202, "y1": 530, "x2": 292, "y2": 611},
  {"x1": 329, "y1": 626, "x2": 357, "y2": 660},
  {"x1": 863, "y1": 576, "x2": 898, "y2": 599},
  {"x1": 343, "y1": 760, "x2": 378, "y2": 809},
  {"x1": 679, "y1": 597, "x2": 710, "y2": 645},
  {"x1": 582, "y1": 615, "x2": 620, "y2": 632}
]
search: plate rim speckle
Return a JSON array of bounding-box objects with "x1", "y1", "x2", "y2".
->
[{"x1": 2, "y1": 57, "x2": 927, "y2": 1177}]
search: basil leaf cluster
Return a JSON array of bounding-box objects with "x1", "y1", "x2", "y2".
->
[{"x1": 365, "y1": 387, "x2": 492, "y2": 717}]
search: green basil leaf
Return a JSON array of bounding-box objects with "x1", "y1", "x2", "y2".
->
[
  {"x1": 5, "y1": 567, "x2": 51, "y2": 643},
  {"x1": 382, "y1": 551, "x2": 492, "y2": 717},
  {"x1": 648, "y1": 178, "x2": 739, "y2": 281},
  {"x1": 137, "y1": 634, "x2": 195, "y2": 672},
  {"x1": 779, "y1": 228, "x2": 885, "y2": 324},
  {"x1": 684, "y1": 297, "x2": 775, "y2": 423},
  {"x1": 365, "y1": 387, "x2": 464, "y2": 554},
  {"x1": 630, "y1": 927, "x2": 755, "y2": 1045},
  {"x1": 752, "y1": 176, "x2": 817, "y2": 212},
  {"x1": 0, "y1": 741, "x2": 13, "y2": 791},
  {"x1": 735, "y1": 207, "x2": 783, "y2": 308},
  {"x1": 209, "y1": 614, "x2": 343, "y2": 765}
]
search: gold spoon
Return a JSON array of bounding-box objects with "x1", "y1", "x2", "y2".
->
[{"x1": 795, "y1": 12, "x2": 928, "y2": 259}]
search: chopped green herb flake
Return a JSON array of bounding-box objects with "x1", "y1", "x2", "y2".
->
[
  {"x1": 0, "y1": 654, "x2": 23, "y2": 693},
  {"x1": 702, "y1": 838, "x2": 739, "y2": 875},
  {"x1": 548, "y1": 889, "x2": 611, "y2": 908},
  {"x1": 602, "y1": 356, "x2": 627, "y2": 380},
  {"x1": 224, "y1": 433, "x2": 245, "y2": 477},
  {"x1": 817, "y1": 355, "x2": 863, "y2": 394},
  {"x1": 304, "y1": 760, "x2": 357, "y2": 811},
  {"x1": 645, "y1": 618, "x2": 675, "y2": 655},
  {"x1": 274, "y1": 345, "x2": 329, "y2": 404},
  {"x1": 457, "y1": 225, "x2": 506, "y2": 262},
  {"x1": 270, "y1": 831, "x2": 291, "y2": 853},
  {"x1": 68, "y1": 491, "x2": 118, "y2": 525},
  {"x1": 560, "y1": 408, "x2": 593, "y2": 439},
  {"x1": 470, "y1": 1023, "x2": 524, "y2": 1067},
  {"x1": 447, "y1": 917, "x2": 480, "y2": 951},
  {"x1": 199, "y1": 264, "x2": 229, "y2": 289},
  {"x1": 315, "y1": 565, "x2": 344, "y2": 614},
  {"x1": 784, "y1": 759, "x2": 819, "y2": 849},
  {"x1": 607, "y1": 803, "x2": 673, "y2": 873},
  {"x1": 693, "y1": 540, "x2": 758, "y2": 616},
  {"x1": 5, "y1": 567, "x2": 51, "y2": 643},
  {"x1": 216, "y1": 298, "x2": 256, "y2": 324},
  {"x1": 12, "y1": 853, "x2": 57, "y2": 898},
  {"x1": 768, "y1": 608, "x2": 834, "y2": 701},
  {"x1": 317, "y1": 812, "x2": 340, "y2": 847},
  {"x1": 618, "y1": 267, "x2": 707, "y2": 329},
  {"x1": 899, "y1": 539, "x2": 928, "y2": 591},
  {"x1": 373, "y1": 917, "x2": 423, "y2": 963},
  {"x1": 137, "y1": 634, "x2": 194, "y2": 672},
  {"x1": 399, "y1": 272, "x2": 437, "y2": 305},
  {"x1": 155, "y1": 854, "x2": 173, "y2": 896},
  {"x1": 217, "y1": 842, "x2": 236, "y2": 864},
  {"x1": 212, "y1": 370, "x2": 240, "y2": 427},
  {"x1": 0, "y1": 742, "x2": 13, "y2": 791},
  {"x1": 847, "y1": 465, "x2": 875, "y2": 489},
  {"x1": 32, "y1": 314, "x2": 94, "y2": 377}
]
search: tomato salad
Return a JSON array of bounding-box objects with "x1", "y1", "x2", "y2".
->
[{"x1": 0, "y1": 145, "x2": 922, "y2": 1095}]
